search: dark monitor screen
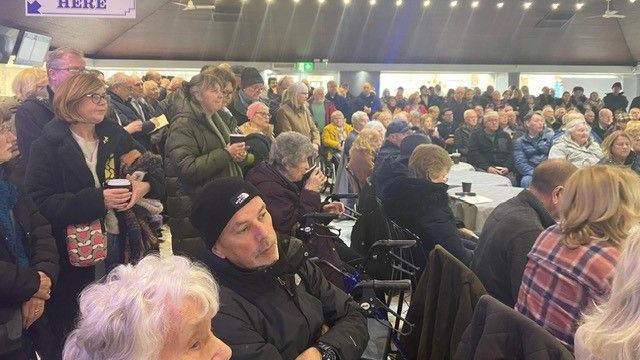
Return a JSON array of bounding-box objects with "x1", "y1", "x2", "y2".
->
[
  {"x1": 0, "y1": 25, "x2": 20, "y2": 64},
  {"x1": 14, "y1": 31, "x2": 52, "y2": 66}
]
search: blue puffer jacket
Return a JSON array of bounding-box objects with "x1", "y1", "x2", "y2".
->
[{"x1": 513, "y1": 132, "x2": 553, "y2": 176}]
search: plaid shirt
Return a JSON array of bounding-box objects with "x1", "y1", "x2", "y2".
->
[{"x1": 515, "y1": 224, "x2": 619, "y2": 350}]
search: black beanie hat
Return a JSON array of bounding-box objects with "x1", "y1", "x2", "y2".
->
[
  {"x1": 240, "y1": 67, "x2": 264, "y2": 89},
  {"x1": 400, "y1": 134, "x2": 430, "y2": 157},
  {"x1": 190, "y1": 177, "x2": 261, "y2": 249}
]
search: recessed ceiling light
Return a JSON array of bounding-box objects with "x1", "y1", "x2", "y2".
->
[
  {"x1": 293, "y1": 0, "x2": 299, "y2": 3},
  {"x1": 551, "y1": 2, "x2": 559, "y2": 10},
  {"x1": 369, "y1": 0, "x2": 376, "y2": 4},
  {"x1": 497, "y1": 2, "x2": 504, "y2": 8},
  {"x1": 423, "y1": 0, "x2": 431, "y2": 7},
  {"x1": 575, "y1": 2, "x2": 584, "y2": 10},
  {"x1": 471, "y1": 1, "x2": 480, "y2": 8},
  {"x1": 395, "y1": 0, "x2": 403, "y2": 7},
  {"x1": 318, "y1": 0, "x2": 325, "y2": 4},
  {"x1": 631, "y1": 0, "x2": 637, "y2": 3},
  {"x1": 343, "y1": 0, "x2": 351, "y2": 4},
  {"x1": 450, "y1": 0, "x2": 458, "y2": 7},
  {"x1": 523, "y1": 1, "x2": 532, "y2": 9}
]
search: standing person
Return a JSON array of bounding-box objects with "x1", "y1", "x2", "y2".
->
[
  {"x1": 352, "y1": 82, "x2": 381, "y2": 116},
  {"x1": 394, "y1": 87, "x2": 407, "y2": 109},
  {"x1": 229, "y1": 67, "x2": 264, "y2": 125},
  {"x1": 274, "y1": 82, "x2": 320, "y2": 149},
  {"x1": 403, "y1": 92, "x2": 428, "y2": 114},
  {"x1": 0, "y1": 119, "x2": 59, "y2": 360},
  {"x1": 513, "y1": 112, "x2": 554, "y2": 188},
  {"x1": 25, "y1": 73, "x2": 165, "y2": 352},
  {"x1": 141, "y1": 80, "x2": 161, "y2": 113},
  {"x1": 603, "y1": 82, "x2": 629, "y2": 114},
  {"x1": 308, "y1": 87, "x2": 336, "y2": 133},
  {"x1": 325, "y1": 80, "x2": 351, "y2": 121},
  {"x1": 267, "y1": 76, "x2": 294, "y2": 118},
  {"x1": 516, "y1": 166, "x2": 640, "y2": 350},
  {"x1": 15, "y1": 48, "x2": 85, "y2": 168},
  {"x1": 165, "y1": 73, "x2": 248, "y2": 259}
]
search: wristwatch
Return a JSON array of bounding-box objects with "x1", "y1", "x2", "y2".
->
[{"x1": 315, "y1": 342, "x2": 338, "y2": 360}]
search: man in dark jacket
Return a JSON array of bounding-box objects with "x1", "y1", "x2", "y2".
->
[
  {"x1": 15, "y1": 47, "x2": 85, "y2": 168},
  {"x1": 371, "y1": 121, "x2": 411, "y2": 189},
  {"x1": 436, "y1": 108, "x2": 457, "y2": 153},
  {"x1": 230, "y1": 67, "x2": 265, "y2": 125},
  {"x1": 453, "y1": 109, "x2": 478, "y2": 162},
  {"x1": 190, "y1": 178, "x2": 369, "y2": 360},
  {"x1": 372, "y1": 134, "x2": 429, "y2": 199},
  {"x1": 326, "y1": 80, "x2": 352, "y2": 121},
  {"x1": 537, "y1": 87, "x2": 555, "y2": 109},
  {"x1": 630, "y1": 94, "x2": 640, "y2": 111},
  {"x1": 445, "y1": 87, "x2": 467, "y2": 126},
  {"x1": 352, "y1": 82, "x2": 381, "y2": 116},
  {"x1": 472, "y1": 160, "x2": 577, "y2": 307},
  {"x1": 603, "y1": 82, "x2": 629, "y2": 113},
  {"x1": 467, "y1": 110, "x2": 514, "y2": 180},
  {"x1": 107, "y1": 73, "x2": 156, "y2": 150}
]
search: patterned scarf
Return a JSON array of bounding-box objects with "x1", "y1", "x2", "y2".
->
[{"x1": 0, "y1": 176, "x2": 28, "y2": 266}]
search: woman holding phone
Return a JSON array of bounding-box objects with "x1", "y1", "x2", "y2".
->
[{"x1": 164, "y1": 73, "x2": 249, "y2": 259}]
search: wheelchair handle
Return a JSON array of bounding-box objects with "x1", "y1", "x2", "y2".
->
[
  {"x1": 300, "y1": 212, "x2": 340, "y2": 222},
  {"x1": 371, "y1": 239, "x2": 417, "y2": 249},
  {"x1": 324, "y1": 193, "x2": 359, "y2": 202},
  {"x1": 353, "y1": 279, "x2": 412, "y2": 291}
]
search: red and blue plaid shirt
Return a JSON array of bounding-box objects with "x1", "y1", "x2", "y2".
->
[{"x1": 515, "y1": 224, "x2": 619, "y2": 350}]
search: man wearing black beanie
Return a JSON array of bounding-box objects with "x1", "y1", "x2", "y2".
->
[
  {"x1": 229, "y1": 67, "x2": 265, "y2": 126},
  {"x1": 191, "y1": 177, "x2": 368, "y2": 360}
]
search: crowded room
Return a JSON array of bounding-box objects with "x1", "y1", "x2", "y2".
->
[{"x1": 2, "y1": 0, "x2": 640, "y2": 359}]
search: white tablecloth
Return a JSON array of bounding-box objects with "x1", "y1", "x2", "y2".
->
[
  {"x1": 451, "y1": 162, "x2": 475, "y2": 172},
  {"x1": 448, "y1": 185, "x2": 524, "y2": 232},
  {"x1": 447, "y1": 170, "x2": 513, "y2": 188}
]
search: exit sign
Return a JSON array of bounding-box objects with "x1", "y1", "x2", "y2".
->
[{"x1": 295, "y1": 62, "x2": 315, "y2": 72}]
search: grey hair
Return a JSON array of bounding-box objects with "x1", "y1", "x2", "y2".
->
[
  {"x1": 282, "y1": 82, "x2": 308, "y2": 109},
  {"x1": 351, "y1": 111, "x2": 369, "y2": 124},
  {"x1": 46, "y1": 47, "x2": 84, "y2": 71},
  {"x1": 187, "y1": 73, "x2": 222, "y2": 102},
  {"x1": 364, "y1": 120, "x2": 386, "y2": 138},
  {"x1": 565, "y1": 119, "x2": 591, "y2": 135},
  {"x1": 62, "y1": 255, "x2": 220, "y2": 360},
  {"x1": 484, "y1": 110, "x2": 499, "y2": 120},
  {"x1": 106, "y1": 72, "x2": 130, "y2": 88},
  {"x1": 269, "y1": 131, "x2": 316, "y2": 169}
]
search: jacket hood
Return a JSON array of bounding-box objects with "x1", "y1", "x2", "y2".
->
[{"x1": 381, "y1": 176, "x2": 449, "y2": 222}]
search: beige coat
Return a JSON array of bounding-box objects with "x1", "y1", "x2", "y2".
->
[{"x1": 274, "y1": 101, "x2": 320, "y2": 145}]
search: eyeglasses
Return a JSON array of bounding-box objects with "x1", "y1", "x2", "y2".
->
[
  {"x1": 85, "y1": 93, "x2": 110, "y2": 104},
  {"x1": 50, "y1": 67, "x2": 86, "y2": 74},
  {"x1": 256, "y1": 111, "x2": 271, "y2": 118}
]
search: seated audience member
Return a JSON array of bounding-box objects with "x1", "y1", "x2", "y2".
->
[
  {"x1": 322, "y1": 110, "x2": 353, "y2": 166},
  {"x1": 472, "y1": 160, "x2": 577, "y2": 307},
  {"x1": 371, "y1": 120, "x2": 411, "y2": 189},
  {"x1": 364, "y1": 119, "x2": 386, "y2": 140},
  {"x1": 584, "y1": 109, "x2": 596, "y2": 125},
  {"x1": 436, "y1": 108, "x2": 456, "y2": 152},
  {"x1": 240, "y1": 101, "x2": 274, "y2": 138},
  {"x1": 574, "y1": 228, "x2": 640, "y2": 360},
  {"x1": 629, "y1": 107, "x2": 640, "y2": 121},
  {"x1": 62, "y1": 255, "x2": 231, "y2": 360},
  {"x1": 419, "y1": 114, "x2": 445, "y2": 148},
  {"x1": 454, "y1": 109, "x2": 478, "y2": 162},
  {"x1": 468, "y1": 110, "x2": 515, "y2": 182},
  {"x1": 347, "y1": 128, "x2": 383, "y2": 193},
  {"x1": 599, "y1": 130, "x2": 640, "y2": 173},
  {"x1": 25, "y1": 73, "x2": 165, "y2": 349},
  {"x1": 404, "y1": 92, "x2": 427, "y2": 114},
  {"x1": 513, "y1": 112, "x2": 554, "y2": 188},
  {"x1": 190, "y1": 178, "x2": 369, "y2": 360},
  {"x1": 0, "y1": 123, "x2": 59, "y2": 359},
  {"x1": 165, "y1": 73, "x2": 247, "y2": 258},
  {"x1": 274, "y1": 82, "x2": 320, "y2": 149},
  {"x1": 309, "y1": 87, "x2": 336, "y2": 133},
  {"x1": 245, "y1": 132, "x2": 343, "y2": 236},
  {"x1": 342, "y1": 111, "x2": 369, "y2": 160},
  {"x1": 382, "y1": 144, "x2": 474, "y2": 267},
  {"x1": 374, "y1": 134, "x2": 430, "y2": 197},
  {"x1": 548, "y1": 114, "x2": 603, "y2": 168},
  {"x1": 515, "y1": 166, "x2": 640, "y2": 350},
  {"x1": 541, "y1": 105, "x2": 560, "y2": 132},
  {"x1": 15, "y1": 48, "x2": 85, "y2": 167},
  {"x1": 592, "y1": 108, "x2": 615, "y2": 144},
  {"x1": 376, "y1": 111, "x2": 392, "y2": 128}
]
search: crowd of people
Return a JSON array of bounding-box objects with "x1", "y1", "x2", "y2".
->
[{"x1": 2, "y1": 45, "x2": 640, "y2": 359}]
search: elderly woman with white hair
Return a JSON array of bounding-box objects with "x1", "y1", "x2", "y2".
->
[
  {"x1": 548, "y1": 113, "x2": 603, "y2": 168},
  {"x1": 63, "y1": 255, "x2": 231, "y2": 360},
  {"x1": 274, "y1": 82, "x2": 320, "y2": 149}
]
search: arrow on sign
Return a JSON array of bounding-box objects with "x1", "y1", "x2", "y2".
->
[{"x1": 27, "y1": 0, "x2": 42, "y2": 14}]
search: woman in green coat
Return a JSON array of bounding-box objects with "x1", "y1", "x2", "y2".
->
[{"x1": 164, "y1": 73, "x2": 249, "y2": 259}]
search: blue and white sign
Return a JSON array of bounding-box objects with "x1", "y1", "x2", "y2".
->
[{"x1": 26, "y1": 0, "x2": 136, "y2": 19}]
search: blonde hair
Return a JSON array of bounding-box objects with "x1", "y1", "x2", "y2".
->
[
  {"x1": 602, "y1": 130, "x2": 631, "y2": 160},
  {"x1": 350, "y1": 128, "x2": 382, "y2": 159},
  {"x1": 419, "y1": 114, "x2": 434, "y2": 129},
  {"x1": 575, "y1": 227, "x2": 640, "y2": 360},
  {"x1": 142, "y1": 80, "x2": 158, "y2": 97},
  {"x1": 53, "y1": 73, "x2": 106, "y2": 124},
  {"x1": 408, "y1": 92, "x2": 420, "y2": 104},
  {"x1": 12, "y1": 67, "x2": 48, "y2": 101},
  {"x1": 559, "y1": 165, "x2": 640, "y2": 247},
  {"x1": 624, "y1": 121, "x2": 640, "y2": 141},
  {"x1": 408, "y1": 144, "x2": 453, "y2": 180}
]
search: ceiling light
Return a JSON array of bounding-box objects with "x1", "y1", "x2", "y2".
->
[
  {"x1": 551, "y1": 2, "x2": 559, "y2": 10},
  {"x1": 395, "y1": 0, "x2": 403, "y2": 6},
  {"x1": 293, "y1": 0, "x2": 299, "y2": 3},
  {"x1": 523, "y1": 1, "x2": 532, "y2": 9},
  {"x1": 369, "y1": 0, "x2": 376, "y2": 4},
  {"x1": 471, "y1": 1, "x2": 480, "y2": 8},
  {"x1": 423, "y1": 0, "x2": 431, "y2": 7},
  {"x1": 343, "y1": 0, "x2": 350, "y2": 4},
  {"x1": 318, "y1": 0, "x2": 325, "y2": 4},
  {"x1": 631, "y1": 0, "x2": 637, "y2": 3},
  {"x1": 497, "y1": 2, "x2": 504, "y2": 8},
  {"x1": 450, "y1": 0, "x2": 458, "y2": 7},
  {"x1": 575, "y1": 2, "x2": 584, "y2": 10}
]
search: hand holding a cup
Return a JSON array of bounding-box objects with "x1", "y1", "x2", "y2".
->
[{"x1": 225, "y1": 142, "x2": 248, "y2": 163}]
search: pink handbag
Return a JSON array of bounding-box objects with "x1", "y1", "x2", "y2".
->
[{"x1": 65, "y1": 220, "x2": 107, "y2": 267}]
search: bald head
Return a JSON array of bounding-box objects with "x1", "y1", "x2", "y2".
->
[{"x1": 599, "y1": 108, "x2": 614, "y2": 127}]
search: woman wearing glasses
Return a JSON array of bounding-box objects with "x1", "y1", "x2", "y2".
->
[{"x1": 24, "y1": 73, "x2": 165, "y2": 353}]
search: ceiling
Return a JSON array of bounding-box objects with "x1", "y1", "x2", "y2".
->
[{"x1": 1, "y1": 0, "x2": 640, "y2": 65}]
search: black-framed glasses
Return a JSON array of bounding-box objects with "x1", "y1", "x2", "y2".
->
[{"x1": 85, "y1": 93, "x2": 110, "y2": 104}]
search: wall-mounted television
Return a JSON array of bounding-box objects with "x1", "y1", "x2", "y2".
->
[
  {"x1": 0, "y1": 25, "x2": 20, "y2": 64},
  {"x1": 14, "y1": 31, "x2": 52, "y2": 66}
]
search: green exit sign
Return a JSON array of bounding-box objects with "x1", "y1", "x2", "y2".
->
[{"x1": 295, "y1": 62, "x2": 315, "y2": 71}]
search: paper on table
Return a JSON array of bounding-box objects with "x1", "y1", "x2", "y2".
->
[
  {"x1": 150, "y1": 114, "x2": 169, "y2": 131},
  {"x1": 450, "y1": 193, "x2": 493, "y2": 205}
]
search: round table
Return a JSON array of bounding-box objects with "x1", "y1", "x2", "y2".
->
[
  {"x1": 447, "y1": 170, "x2": 513, "y2": 188},
  {"x1": 448, "y1": 185, "x2": 524, "y2": 232},
  {"x1": 451, "y1": 162, "x2": 475, "y2": 172}
]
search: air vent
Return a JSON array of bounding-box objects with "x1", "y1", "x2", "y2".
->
[{"x1": 535, "y1": 11, "x2": 575, "y2": 28}]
